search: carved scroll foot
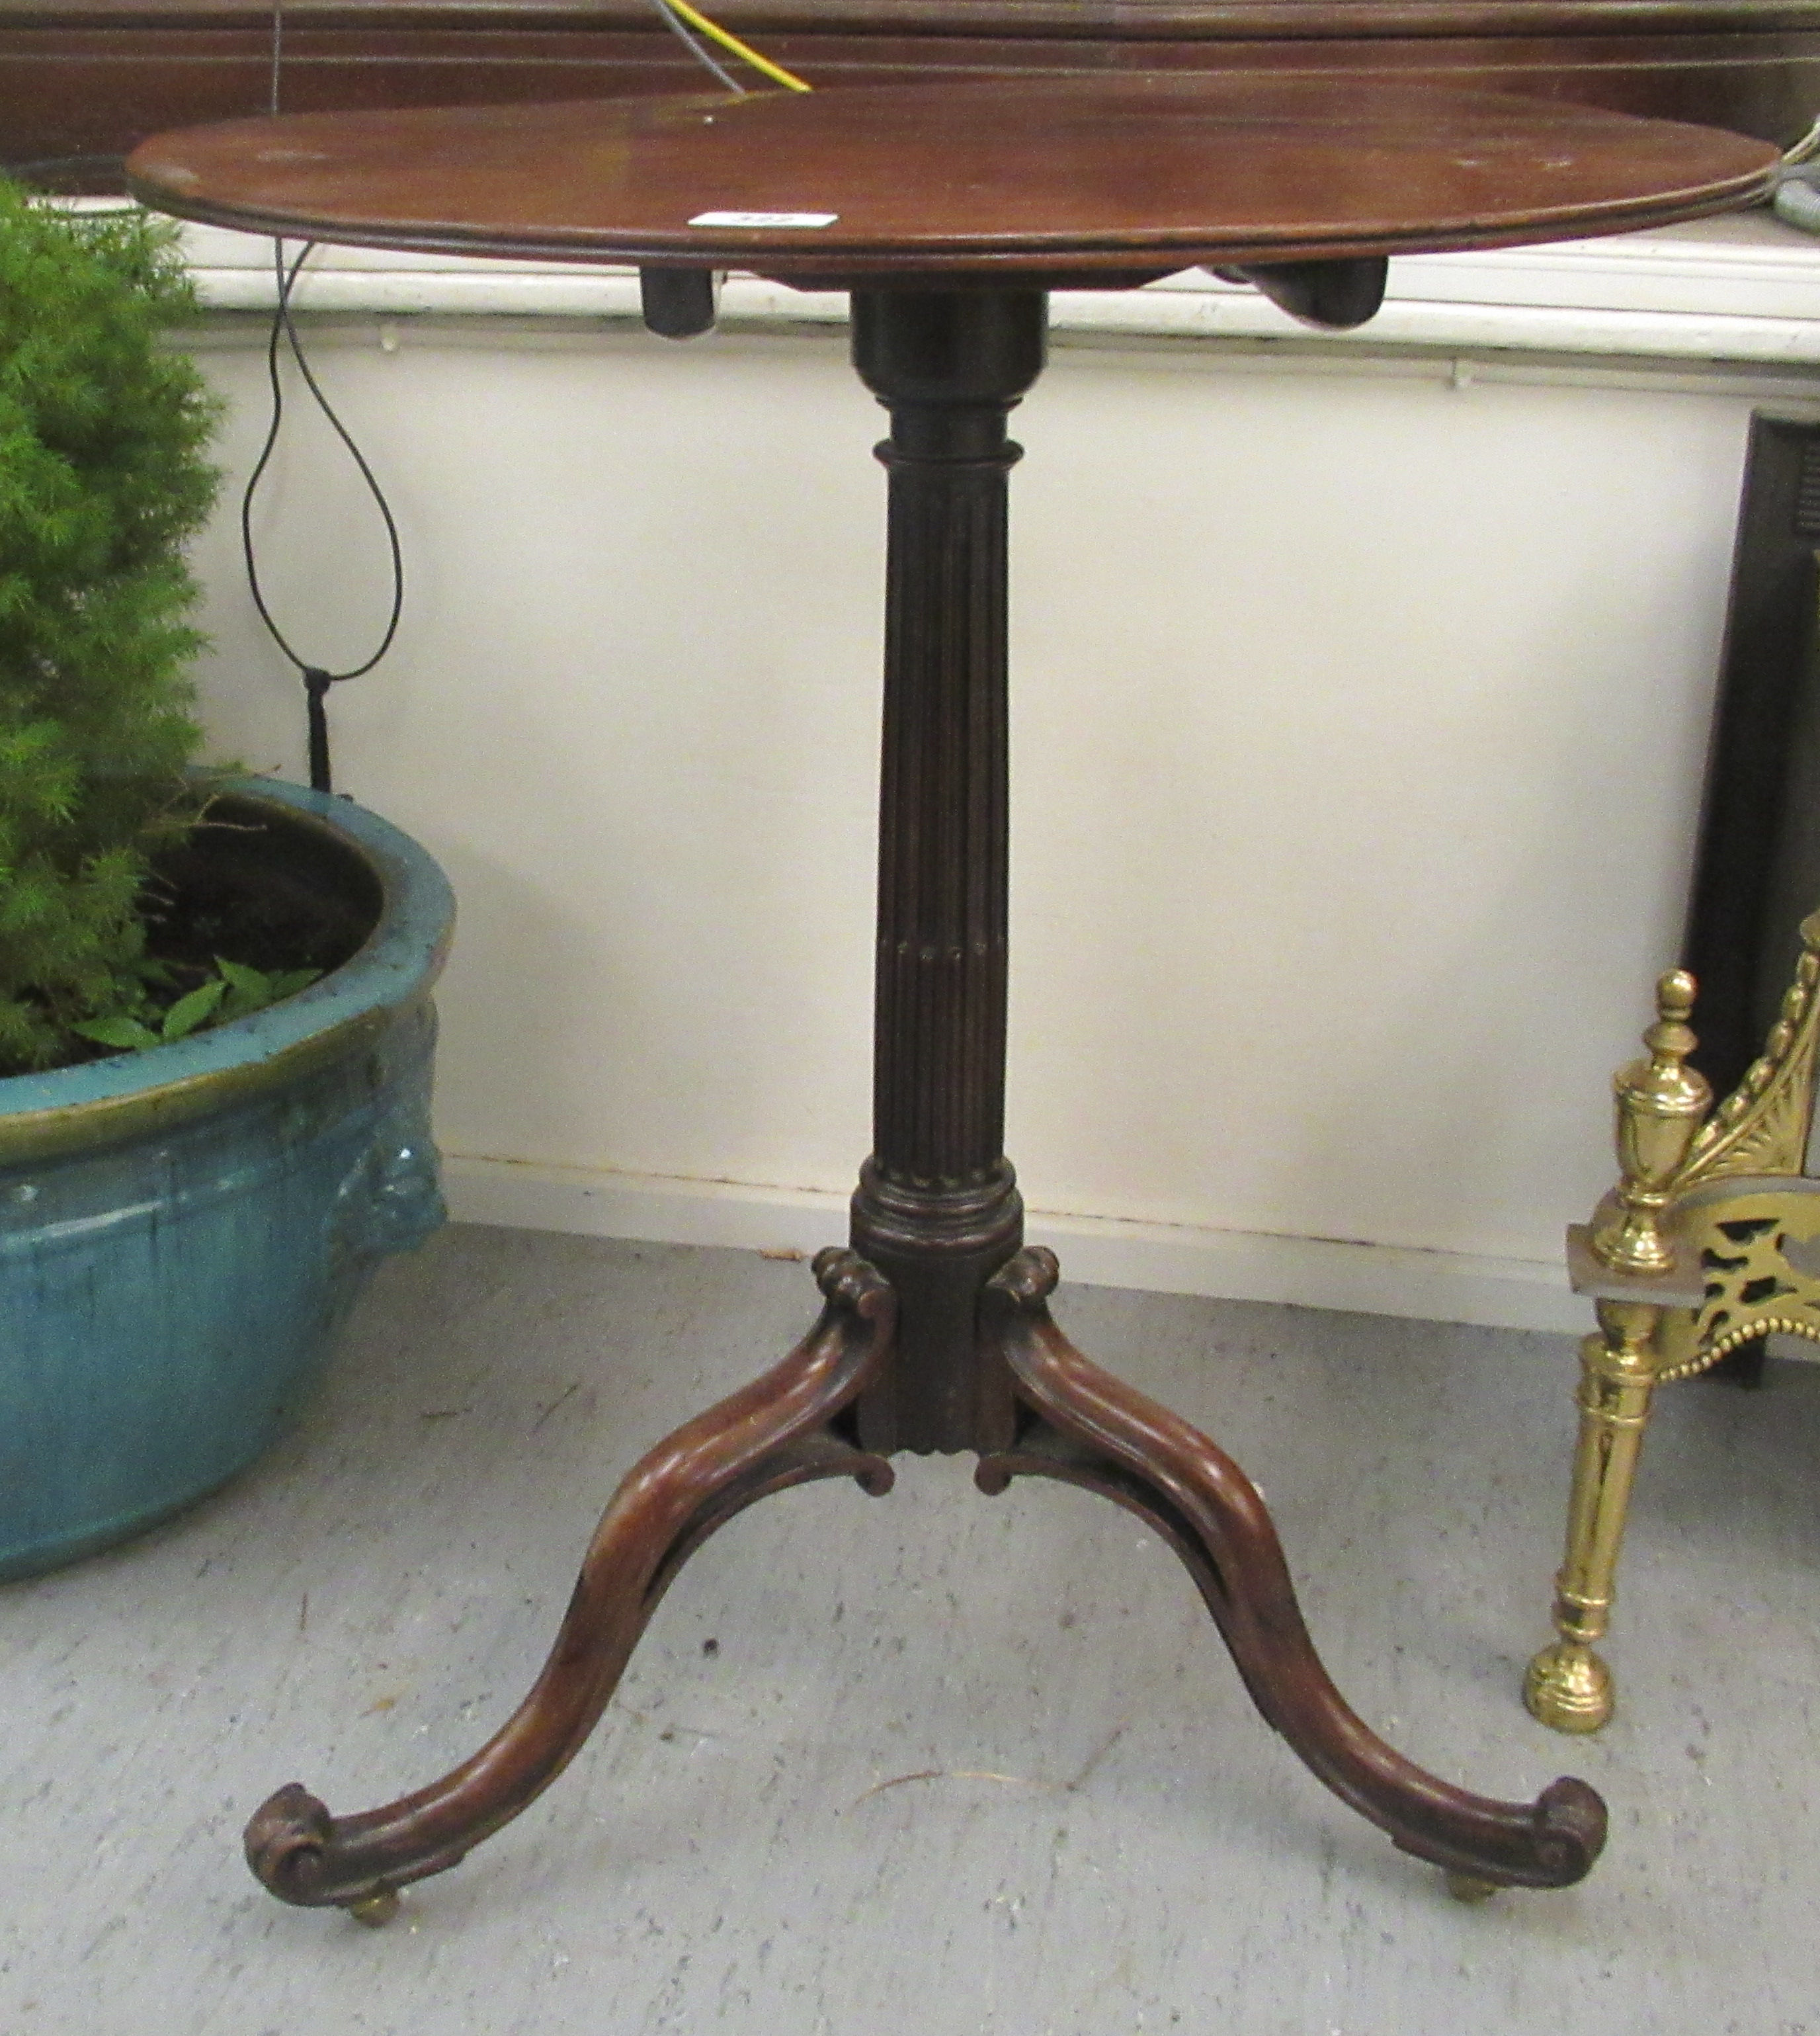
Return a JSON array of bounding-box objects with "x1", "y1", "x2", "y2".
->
[
  {"x1": 979, "y1": 1248, "x2": 1606, "y2": 1890},
  {"x1": 245, "y1": 1247, "x2": 896, "y2": 1911}
]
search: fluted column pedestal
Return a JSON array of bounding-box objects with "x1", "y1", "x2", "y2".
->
[{"x1": 847, "y1": 290, "x2": 1043, "y2": 1457}]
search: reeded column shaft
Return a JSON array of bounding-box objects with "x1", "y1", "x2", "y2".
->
[
  {"x1": 874, "y1": 392, "x2": 1013, "y2": 1183},
  {"x1": 847, "y1": 289, "x2": 1046, "y2": 1454}
]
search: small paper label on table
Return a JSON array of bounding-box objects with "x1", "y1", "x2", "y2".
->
[{"x1": 688, "y1": 210, "x2": 839, "y2": 229}]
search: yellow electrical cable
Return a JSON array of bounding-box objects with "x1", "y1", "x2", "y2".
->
[{"x1": 664, "y1": 0, "x2": 813, "y2": 91}]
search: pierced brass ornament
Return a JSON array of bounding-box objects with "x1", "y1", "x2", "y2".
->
[{"x1": 1526, "y1": 917, "x2": 1820, "y2": 1732}]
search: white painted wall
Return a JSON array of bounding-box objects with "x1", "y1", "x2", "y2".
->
[{"x1": 173, "y1": 217, "x2": 1820, "y2": 1328}]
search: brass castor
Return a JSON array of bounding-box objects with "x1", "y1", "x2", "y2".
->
[
  {"x1": 347, "y1": 1887, "x2": 401, "y2": 1930},
  {"x1": 1444, "y1": 1872, "x2": 1499, "y2": 1904}
]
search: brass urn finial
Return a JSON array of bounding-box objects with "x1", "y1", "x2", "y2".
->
[{"x1": 1590, "y1": 969, "x2": 1712, "y2": 1276}]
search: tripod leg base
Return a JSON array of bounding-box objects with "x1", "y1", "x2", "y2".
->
[
  {"x1": 245, "y1": 1248, "x2": 895, "y2": 1912},
  {"x1": 977, "y1": 1248, "x2": 1607, "y2": 1891}
]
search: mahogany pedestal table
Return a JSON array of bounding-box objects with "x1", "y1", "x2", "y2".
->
[{"x1": 130, "y1": 77, "x2": 1778, "y2": 1919}]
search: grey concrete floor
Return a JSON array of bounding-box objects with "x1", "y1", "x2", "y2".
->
[{"x1": 3, "y1": 1224, "x2": 1817, "y2": 2036}]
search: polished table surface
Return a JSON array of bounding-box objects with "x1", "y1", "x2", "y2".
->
[
  {"x1": 126, "y1": 76, "x2": 1781, "y2": 1921},
  {"x1": 128, "y1": 73, "x2": 1778, "y2": 277}
]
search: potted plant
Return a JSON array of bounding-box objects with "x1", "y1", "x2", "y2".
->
[{"x1": 0, "y1": 177, "x2": 454, "y2": 1580}]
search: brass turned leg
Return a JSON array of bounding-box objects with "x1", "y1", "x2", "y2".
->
[
  {"x1": 1524, "y1": 1300, "x2": 1659, "y2": 1734},
  {"x1": 978, "y1": 1250, "x2": 1606, "y2": 1890},
  {"x1": 1530, "y1": 939, "x2": 1820, "y2": 1730},
  {"x1": 245, "y1": 1249, "x2": 895, "y2": 1914}
]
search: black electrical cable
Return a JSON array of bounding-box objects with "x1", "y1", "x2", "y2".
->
[
  {"x1": 241, "y1": 0, "x2": 404, "y2": 794},
  {"x1": 239, "y1": 239, "x2": 405, "y2": 794},
  {"x1": 269, "y1": 0, "x2": 286, "y2": 116},
  {"x1": 235, "y1": 0, "x2": 746, "y2": 794}
]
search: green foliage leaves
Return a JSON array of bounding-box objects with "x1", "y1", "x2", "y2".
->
[
  {"x1": 215, "y1": 956, "x2": 319, "y2": 1019},
  {"x1": 0, "y1": 181, "x2": 224, "y2": 1074},
  {"x1": 69, "y1": 955, "x2": 322, "y2": 1056}
]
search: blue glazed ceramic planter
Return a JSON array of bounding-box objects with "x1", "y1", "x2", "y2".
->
[{"x1": 0, "y1": 778, "x2": 455, "y2": 1581}]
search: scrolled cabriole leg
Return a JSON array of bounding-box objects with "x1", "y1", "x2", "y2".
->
[
  {"x1": 245, "y1": 1247, "x2": 896, "y2": 1915},
  {"x1": 977, "y1": 1248, "x2": 1606, "y2": 1891},
  {"x1": 1524, "y1": 1300, "x2": 1659, "y2": 1734}
]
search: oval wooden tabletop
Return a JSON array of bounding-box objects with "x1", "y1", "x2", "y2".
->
[{"x1": 127, "y1": 74, "x2": 1780, "y2": 280}]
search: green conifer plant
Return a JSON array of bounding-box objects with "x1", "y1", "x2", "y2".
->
[{"x1": 0, "y1": 176, "x2": 223, "y2": 1076}]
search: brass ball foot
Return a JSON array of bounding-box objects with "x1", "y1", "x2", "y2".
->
[
  {"x1": 1524, "y1": 1640, "x2": 1614, "y2": 1734},
  {"x1": 1445, "y1": 1871, "x2": 1499, "y2": 1904},
  {"x1": 347, "y1": 1887, "x2": 401, "y2": 1929}
]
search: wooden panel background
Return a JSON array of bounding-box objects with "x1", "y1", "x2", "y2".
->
[{"x1": 7, "y1": 1, "x2": 1820, "y2": 187}]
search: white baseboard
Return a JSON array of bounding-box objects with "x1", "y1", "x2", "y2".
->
[{"x1": 440, "y1": 1155, "x2": 1585, "y2": 1337}]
